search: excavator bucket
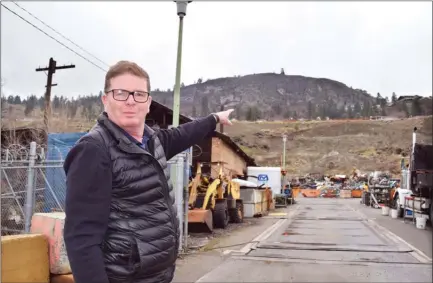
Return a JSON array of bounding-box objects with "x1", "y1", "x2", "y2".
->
[{"x1": 188, "y1": 209, "x2": 213, "y2": 233}]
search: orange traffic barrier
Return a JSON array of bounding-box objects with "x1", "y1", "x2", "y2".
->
[
  {"x1": 301, "y1": 189, "x2": 320, "y2": 198},
  {"x1": 351, "y1": 190, "x2": 363, "y2": 198}
]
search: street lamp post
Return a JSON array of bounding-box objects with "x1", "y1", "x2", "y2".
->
[
  {"x1": 172, "y1": 1, "x2": 191, "y2": 127},
  {"x1": 172, "y1": 1, "x2": 192, "y2": 254},
  {"x1": 281, "y1": 134, "x2": 288, "y2": 194},
  {"x1": 282, "y1": 134, "x2": 287, "y2": 169}
]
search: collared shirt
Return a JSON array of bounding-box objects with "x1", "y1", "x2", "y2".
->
[{"x1": 113, "y1": 124, "x2": 150, "y2": 150}]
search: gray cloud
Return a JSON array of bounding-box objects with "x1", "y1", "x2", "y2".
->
[{"x1": 1, "y1": 1, "x2": 431, "y2": 99}]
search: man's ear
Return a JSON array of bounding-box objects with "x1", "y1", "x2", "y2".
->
[
  {"x1": 101, "y1": 93, "x2": 107, "y2": 104},
  {"x1": 147, "y1": 96, "x2": 153, "y2": 110},
  {"x1": 101, "y1": 94, "x2": 109, "y2": 113}
]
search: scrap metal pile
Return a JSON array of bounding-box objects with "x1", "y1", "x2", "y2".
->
[
  {"x1": 360, "y1": 171, "x2": 399, "y2": 207},
  {"x1": 290, "y1": 168, "x2": 399, "y2": 199},
  {"x1": 291, "y1": 174, "x2": 347, "y2": 198}
]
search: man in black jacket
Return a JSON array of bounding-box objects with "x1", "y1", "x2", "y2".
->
[{"x1": 63, "y1": 60, "x2": 233, "y2": 283}]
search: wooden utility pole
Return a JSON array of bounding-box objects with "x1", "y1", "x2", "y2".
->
[{"x1": 36, "y1": 58, "x2": 75, "y2": 143}]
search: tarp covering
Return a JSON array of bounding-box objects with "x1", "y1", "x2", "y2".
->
[{"x1": 44, "y1": 132, "x2": 86, "y2": 212}]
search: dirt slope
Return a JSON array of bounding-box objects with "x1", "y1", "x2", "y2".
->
[{"x1": 224, "y1": 116, "x2": 432, "y2": 177}]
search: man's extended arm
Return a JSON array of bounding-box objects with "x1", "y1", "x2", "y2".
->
[
  {"x1": 157, "y1": 114, "x2": 218, "y2": 160},
  {"x1": 63, "y1": 139, "x2": 112, "y2": 283}
]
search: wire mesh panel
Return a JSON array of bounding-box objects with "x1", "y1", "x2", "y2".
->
[
  {"x1": 35, "y1": 165, "x2": 67, "y2": 213},
  {"x1": 1, "y1": 164, "x2": 27, "y2": 235},
  {"x1": 1, "y1": 143, "x2": 70, "y2": 235}
]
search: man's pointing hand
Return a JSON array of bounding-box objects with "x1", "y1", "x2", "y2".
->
[{"x1": 214, "y1": 109, "x2": 234, "y2": 126}]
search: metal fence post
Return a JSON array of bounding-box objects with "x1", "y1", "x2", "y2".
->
[
  {"x1": 170, "y1": 154, "x2": 184, "y2": 252},
  {"x1": 176, "y1": 154, "x2": 184, "y2": 251},
  {"x1": 183, "y1": 150, "x2": 190, "y2": 251},
  {"x1": 24, "y1": 141, "x2": 37, "y2": 233}
]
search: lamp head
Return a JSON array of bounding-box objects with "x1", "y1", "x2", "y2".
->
[{"x1": 174, "y1": 1, "x2": 192, "y2": 17}]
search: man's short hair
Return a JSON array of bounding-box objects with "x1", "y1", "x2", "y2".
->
[{"x1": 104, "y1": 60, "x2": 151, "y2": 93}]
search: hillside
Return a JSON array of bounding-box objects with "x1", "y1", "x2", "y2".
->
[
  {"x1": 152, "y1": 73, "x2": 432, "y2": 120},
  {"x1": 2, "y1": 73, "x2": 432, "y2": 122},
  {"x1": 223, "y1": 116, "x2": 432, "y2": 177}
]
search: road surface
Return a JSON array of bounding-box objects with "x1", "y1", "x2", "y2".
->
[
  {"x1": 347, "y1": 198, "x2": 432, "y2": 258},
  {"x1": 194, "y1": 198, "x2": 432, "y2": 282}
]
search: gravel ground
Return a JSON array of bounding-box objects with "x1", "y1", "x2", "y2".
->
[{"x1": 183, "y1": 217, "x2": 264, "y2": 253}]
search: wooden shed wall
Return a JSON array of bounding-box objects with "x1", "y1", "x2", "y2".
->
[{"x1": 210, "y1": 137, "x2": 247, "y2": 178}]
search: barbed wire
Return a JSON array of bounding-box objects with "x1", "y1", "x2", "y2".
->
[
  {"x1": 1, "y1": 142, "x2": 199, "y2": 162},
  {"x1": 1, "y1": 143, "x2": 72, "y2": 163}
]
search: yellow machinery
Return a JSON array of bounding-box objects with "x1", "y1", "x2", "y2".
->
[{"x1": 188, "y1": 162, "x2": 244, "y2": 232}]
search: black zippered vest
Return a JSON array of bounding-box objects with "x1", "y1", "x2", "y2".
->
[{"x1": 85, "y1": 112, "x2": 179, "y2": 283}]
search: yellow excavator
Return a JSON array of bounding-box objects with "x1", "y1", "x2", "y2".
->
[{"x1": 187, "y1": 162, "x2": 244, "y2": 232}]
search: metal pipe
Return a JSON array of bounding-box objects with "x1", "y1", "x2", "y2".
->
[
  {"x1": 24, "y1": 141, "x2": 36, "y2": 233},
  {"x1": 282, "y1": 135, "x2": 287, "y2": 169},
  {"x1": 412, "y1": 127, "x2": 417, "y2": 154}
]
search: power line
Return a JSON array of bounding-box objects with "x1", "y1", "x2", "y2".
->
[
  {"x1": 11, "y1": 1, "x2": 110, "y2": 68},
  {"x1": 1, "y1": 3, "x2": 107, "y2": 72}
]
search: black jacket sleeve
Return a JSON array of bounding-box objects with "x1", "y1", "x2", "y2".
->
[
  {"x1": 63, "y1": 139, "x2": 112, "y2": 283},
  {"x1": 157, "y1": 114, "x2": 217, "y2": 160}
]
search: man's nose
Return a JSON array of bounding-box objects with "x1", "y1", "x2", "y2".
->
[{"x1": 125, "y1": 94, "x2": 136, "y2": 105}]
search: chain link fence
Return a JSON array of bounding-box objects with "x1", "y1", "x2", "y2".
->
[
  {"x1": 1, "y1": 142, "x2": 69, "y2": 235},
  {"x1": 0, "y1": 141, "x2": 191, "y2": 252}
]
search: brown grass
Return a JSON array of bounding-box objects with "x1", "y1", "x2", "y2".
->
[{"x1": 224, "y1": 117, "x2": 433, "y2": 177}]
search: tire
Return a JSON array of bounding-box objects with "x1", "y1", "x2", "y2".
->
[
  {"x1": 213, "y1": 201, "x2": 229, "y2": 229},
  {"x1": 229, "y1": 202, "x2": 244, "y2": 224}
]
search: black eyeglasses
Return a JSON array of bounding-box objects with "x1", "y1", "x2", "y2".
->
[{"x1": 107, "y1": 89, "x2": 150, "y2": 103}]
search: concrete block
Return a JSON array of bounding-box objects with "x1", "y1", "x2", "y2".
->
[
  {"x1": 51, "y1": 274, "x2": 75, "y2": 283},
  {"x1": 1, "y1": 234, "x2": 50, "y2": 283},
  {"x1": 31, "y1": 212, "x2": 71, "y2": 275}
]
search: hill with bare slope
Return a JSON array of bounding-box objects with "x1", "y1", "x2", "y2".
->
[
  {"x1": 223, "y1": 116, "x2": 432, "y2": 176},
  {"x1": 152, "y1": 73, "x2": 431, "y2": 120}
]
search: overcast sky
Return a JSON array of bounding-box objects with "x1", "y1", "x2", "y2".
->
[{"x1": 1, "y1": 1, "x2": 432, "y2": 100}]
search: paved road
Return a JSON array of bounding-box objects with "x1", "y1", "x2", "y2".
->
[
  {"x1": 195, "y1": 198, "x2": 432, "y2": 282},
  {"x1": 346, "y1": 198, "x2": 432, "y2": 258}
]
